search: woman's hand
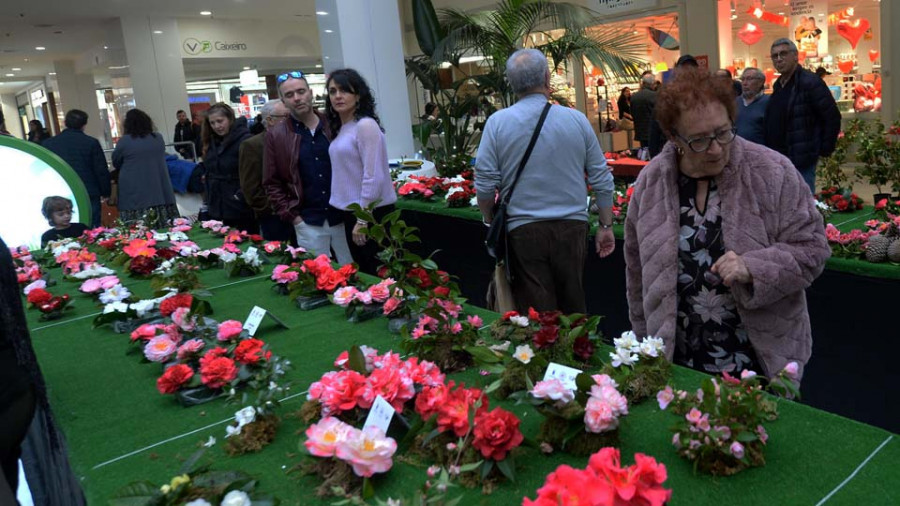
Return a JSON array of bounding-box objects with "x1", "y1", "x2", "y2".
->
[
  {"x1": 352, "y1": 221, "x2": 367, "y2": 246},
  {"x1": 711, "y1": 251, "x2": 752, "y2": 287}
]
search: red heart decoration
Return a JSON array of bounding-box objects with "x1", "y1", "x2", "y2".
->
[
  {"x1": 837, "y1": 59, "x2": 854, "y2": 74},
  {"x1": 798, "y1": 50, "x2": 807, "y2": 63},
  {"x1": 737, "y1": 23, "x2": 763, "y2": 45},
  {"x1": 869, "y1": 49, "x2": 880, "y2": 63},
  {"x1": 837, "y1": 18, "x2": 870, "y2": 49},
  {"x1": 764, "y1": 68, "x2": 775, "y2": 85}
]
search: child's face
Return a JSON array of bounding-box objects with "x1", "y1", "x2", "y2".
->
[{"x1": 52, "y1": 208, "x2": 72, "y2": 228}]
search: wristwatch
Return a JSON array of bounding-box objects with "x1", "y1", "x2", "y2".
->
[{"x1": 599, "y1": 222, "x2": 613, "y2": 229}]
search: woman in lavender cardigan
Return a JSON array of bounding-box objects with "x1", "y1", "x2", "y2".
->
[
  {"x1": 624, "y1": 69, "x2": 830, "y2": 383},
  {"x1": 324, "y1": 69, "x2": 397, "y2": 273}
]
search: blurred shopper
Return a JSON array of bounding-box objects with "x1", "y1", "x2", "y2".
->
[
  {"x1": 27, "y1": 120, "x2": 51, "y2": 145},
  {"x1": 201, "y1": 102, "x2": 256, "y2": 232},
  {"x1": 617, "y1": 87, "x2": 635, "y2": 149},
  {"x1": 112, "y1": 109, "x2": 179, "y2": 228},
  {"x1": 0, "y1": 110, "x2": 10, "y2": 136},
  {"x1": 631, "y1": 71, "x2": 657, "y2": 149},
  {"x1": 735, "y1": 68, "x2": 769, "y2": 145},
  {"x1": 173, "y1": 109, "x2": 199, "y2": 160}
]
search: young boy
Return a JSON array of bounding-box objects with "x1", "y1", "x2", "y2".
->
[{"x1": 40, "y1": 196, "x2": 88, "y2": 247}]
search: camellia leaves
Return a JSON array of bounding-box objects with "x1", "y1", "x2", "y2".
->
[
  {"x1": 480, "y1": 459, "x2": 494, "y2": 480},
  {"x1": 495, "y1": 456, "x2": 516, "y2": 482},
  {"x1": 347, "y1": 345, "x2": 368, "y2": 374},
  {"x1": 459, "y1": 460, "x2": 483, "y2": 473},
  {"x1": 464, "y1": 345, "x2": 501, "y2": 364}
]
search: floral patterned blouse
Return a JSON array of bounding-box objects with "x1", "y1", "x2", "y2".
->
[{"x1": 674, "y1": 174, "x2": 761, "y2": 374}]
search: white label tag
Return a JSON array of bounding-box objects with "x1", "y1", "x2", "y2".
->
[
  {"x1": 242, "y1": 306, "x2": 267, "y2": 336},
  {"x1": 363, "y1": 395, "x2": 395, "y2": 433},
  {"x1": 543, "y1": 362, "x2": 582, "y2": 391}
]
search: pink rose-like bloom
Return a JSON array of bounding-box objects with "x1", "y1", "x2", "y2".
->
[
  {"x1": 530, "y1": 379, "x2": 575, "y2": 405},
  {"x1": 449, "y1": 322, "x2": 463, "y2": 334},
  {"x1": 354, "y1": 289, "x2": 373, "y2": 305},
  {"x1": 216, "y1": 320, "x2": 244, "y2": 341},
  {"x1": 590, "y1": 384, "x2": 628, "y2": 416},
  {"x1": 730, "y1": 441, "x2": 745, "y2": 459},
  {"x1": 271, "y1": 264, "x2": 299, "y2": 284},
  {"x1": 783, "y1": 361, "x2": 800, "y2": 379},
  {"x1": 368, "y1": 278, "x2": 395, "y2": 302},
  {"x1": 382, "y1": 297, "x2": 401, "y2": 315},
  {"x1": 657, "y1": 386, "x2": 674, "y2": 410},
  {"x1": 757, "y1": 425, "x2": 768, "y2": 445},
  {"x1": 334, "y1": 426, "x2": 397, "y2": 478},
  {"x1": 740, "y1": 370, "x2": 757, "y2": 380},
  {"x1": 176, "y1": 339, "x2": 205, "y2": 360},
  {"x1": 334, "y1": 351, "x2": 349, "y2": 369},
  {"x1": 467, "y1": 314, "x2": 483, "y2": 327},
  {"x1": 23, "y1": 279, "x2": 46, "y2": 295},
  {"x1": 715, "y1": 425, "x2": 732, "y2": 441},
  {"x1": 411, "y1": 323, "x2": 429, "y2": 339},
  {"x1": 286, "y1": 245, "x2": 307, "y2": 259},
  {"x1": 332, "y1": 286, "x2": 359, "y2": 306},
  {"x1": 98, "y1": 275, "x2": 121, "y2": 290},
  {"x1": 696, "y1": 414, "x2": 711, "y2": 432},
  {"x1": 264, "y1": 241, "x2": 282, "y2": 254},
  {"x1": 130, "y1": 323, "x2": 162, "y2": 342},
  {"x1": 304, "y1": 417, "x2": 354, "y2": 457},
  {"x1": 80, "y1": 278, "x2": 102, "y2": 294},
  {"x1": 591, "y1": 374, "x2": 618, "y2": 389},
  {"x1": 144, "y1": 335, "x2": 177, "y2": 362},
  {"x1": 172, "y1": 307, "x2": 196, "y2": 331},
  {"x1": 584, "y1": 397, "x2": 618, "y2": 433},
  {"x1": 686, "y1": 408, "x2": 703, "y2": 425}
]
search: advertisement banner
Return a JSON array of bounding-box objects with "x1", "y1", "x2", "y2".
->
[
  {"x1": 594, "y1": 0, "x2": 658, "y2": 16},
  {"x1": 790, "y1": 0, "x2": 828, "y2": 58}
]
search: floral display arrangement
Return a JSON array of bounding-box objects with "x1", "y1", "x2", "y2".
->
[
  {"x1": 481, "y1": 309, "x2": 603, "y2": 399},
  {"x1": 271, "y1": 254, "x2": 358, "y2": 310},
  {"x1": 110, "y1": 449, "x2": 279, "y2": 505},
  {"x1": 815, "y1": 186, "x2": 865, "y2": 213},
  {"x1": 401, "y1": 295, "x2": 483, "y2": 373},
  {"x1": 523, "y1": 447, "x2": 672, "y2": 506},
  {"x1": 331, "y1": 278, "x2": 397, "y2": 323},
  {"x1": 600, "y1": 331, "x2": 670, "y2": 404},
  {"x1": 657, "y1": 363, "x2": 799, "y2": 476},
  {"x1": 395, "y1": 172, "x2": 477, "y2": 208},
  {"x1": 23, "y1": 280, "x2": 73, "y2": 321}
]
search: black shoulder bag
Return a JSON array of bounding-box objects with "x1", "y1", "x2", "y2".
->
[{"x1": 485, "y1": 102, "x2": 552, "y2": 262}]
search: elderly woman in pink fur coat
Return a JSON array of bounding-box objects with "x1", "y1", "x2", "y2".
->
[{"x1": 623, "y1": 68, "x2": 830, "y2": 383}]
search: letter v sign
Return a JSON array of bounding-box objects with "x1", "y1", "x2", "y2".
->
[{"x1": 183, "y1": 38, "x2": 202, "y2": 55}]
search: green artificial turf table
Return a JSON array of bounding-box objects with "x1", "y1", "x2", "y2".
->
[{"x1": 24, "y1": 232, "x2": 898, "y2": 505}]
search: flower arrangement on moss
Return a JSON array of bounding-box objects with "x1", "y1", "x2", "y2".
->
[{"x1": 599, "y1": 331, "x2": 670, "y2": 404}]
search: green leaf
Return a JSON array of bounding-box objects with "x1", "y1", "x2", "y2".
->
[
  {"x1": 109, "y1": 481, "x2": 159, "y2": 506},
  {"x1": 735, "y1": 431, "x2": 758, "y2": 443},
  {"x1": 422, "y1": 427, "x2": 443, "y2": 445},
  {"x1": 178, "y1": 448, "x2": 207, "y2": 475},
  {"x1": 412, "y1": 0, "x2": 445, "y2": 57},
  {"x1": 362, "y1": 477, "x2": 375, "y2": 500},
  {"x1": 495, "y1": 457, "x2": 515, "y2": 482},
  {"x1": 347, "y1": 345, "x2": 368, "y2": 374},
  {"x1": 575, "y1": 372, "x2": 595, "y2": 393},
  {"x1": 524, "y1": 373, "x2": 535, "y2": 392},
  {"x1": 463, "y1": 345, "x2": 501, "y2": 364},
  {"x1": 458, "y1": 460, "x2": 483, "y2": 473},
  {"x1": 483, "y1": 379, "x2": 503, "y2": 394},
  {"x1": 420, "y1": 259, "x2": 438, "y2": 270},
  {"x1": 480, "y1": 459, "x2": 494, "y2": 480}
]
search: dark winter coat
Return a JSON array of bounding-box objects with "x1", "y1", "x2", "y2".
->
[
  {"x1": 204, "y1": 117, "x2": 253, "y2": 221},
  {"x1": 42, "y1": 129, "x2": 111, "y2": 198}
]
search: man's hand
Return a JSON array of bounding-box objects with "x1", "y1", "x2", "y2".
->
[
  {"x1": 711, "y1": 251, "x2": 752, "y2": 287},
  {"x1": 595, "y1": 228, "x2": 615, "y2": 257},
  {"x1": 352, "y1": 221, "x2": 367, "y2": 246}
]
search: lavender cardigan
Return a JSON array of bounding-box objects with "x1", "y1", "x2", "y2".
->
[{"x1": 624, "y1": 138, "x2": 830, "y2": 381}]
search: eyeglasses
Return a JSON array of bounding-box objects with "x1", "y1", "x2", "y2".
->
[
  {"x1": 770, "y1": 50, "x2": 796, "y2": 61},
  {"x1": 674, "y1": 127, "x2": 737, "y2": 153},
  {"x1": 276, "y1": 71, "x2": 305, "y2": 84}
]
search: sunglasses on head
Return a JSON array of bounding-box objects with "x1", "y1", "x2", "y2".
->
[{"x1": 277, "y1": 71, "x2": 305, "y2": 84}]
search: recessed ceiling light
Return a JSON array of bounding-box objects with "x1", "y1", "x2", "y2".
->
[
  {"x1": 49, "y1": 72, "x2": 56, "y2": 75},
  {"x1": 324, "y1": 29, "x2": 333, "y2": 33},
  {"x1": 315, "y1": 64, "x2": 322, "y2": 68},
  {"x1": 35, "y1": 46, "x2": 46, "y2": 51},
  {"x1": 316, "y1": 11, "x2": 328, "y2": 15},
  {"x1": 200, "y1": 11, "x2": 212, "y2": 16},
  {"x1": 731, "y1": 14, "x2": 737, "y2": 19},
  {"x1": 5, "y1": 74, "x2": 13, "y2": 77},
  {"x1": 243, "y1": 66, "x2": 250, "y2": 70},
  {"x1": 12, "y1": 67, "x2": 21, "y2": 71},
  {"x1": 153, "y1": 30, "x2": 163, "y2": 34},
  {"x1": 324, "y1": 56, "x2": 330, "y2": 59}
]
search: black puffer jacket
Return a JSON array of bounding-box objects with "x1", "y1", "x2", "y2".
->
[
  {"x1": 205, "y1": 117, "x2": 253, "y2": 221},
  {"x1": 766, "y1": 67, "x2": 841, "y2": 170}
]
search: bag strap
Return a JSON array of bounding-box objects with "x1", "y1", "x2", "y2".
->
[{"x1": 500, "y1": 101, "x2": 552, "y2": 206}]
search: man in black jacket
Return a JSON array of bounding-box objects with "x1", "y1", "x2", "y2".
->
[
  {"x1": 630, "y1": 72, "x2": 657, "y2": 149},
  {"x1": 764, "y1": 38, "x2": 841, "y2": 194},
  {"x1": 42, "y1": 110, "x2": 110, "y2": 228},
  {"x1": 173, "y1": 109, "x2": 198, "y2": 159}
]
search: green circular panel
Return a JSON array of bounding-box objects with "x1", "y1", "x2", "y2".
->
[{"x1": 0, "y1": 135, "x2": 92, "y2": 249}]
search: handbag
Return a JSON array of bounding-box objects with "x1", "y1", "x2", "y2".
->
[
  {"x1": 486, "y1": 263, "x2": 516, "y2": 313},
  {"x1": 484, "y1": 102, "x2": 552, "y2": 261}
]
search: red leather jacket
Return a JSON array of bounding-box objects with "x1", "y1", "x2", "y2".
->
[{"x1": 262, "y1": 110, "x2": 331, "y2": 223}]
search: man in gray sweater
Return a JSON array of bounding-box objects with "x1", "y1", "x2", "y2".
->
[{"x1": 475, "y1": 48, "x2": 615, "y2": 314}]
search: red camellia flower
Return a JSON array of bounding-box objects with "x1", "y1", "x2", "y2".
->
[
  {"x1": 502, "y1": 311, "x2": 519, "y2": 321},
  {"x1": 472, "y1": 407, "x2": 524, "y2": 461},
  {"x1": 414, "y1": 383, "x2": 450, "y2": 419},
  {"x1": 156, "y1": 364, "x2": 194, "y2": 394},
  {"x1": 433, "y1": 286, "x2": 451, "y2": 298},
  {"x1": 573, "y1": 336, "x2": 595, "y2": 361},
  {"x1": 249, "y1": 234, "x2": 264, "y2": 243},
  {"x1": 836, "y1": 199, "x2": 849, "y2": 211},
  {"x1": 234, "y1": 338, "x2": 266, "y2": 365},
  {"x1": 407, "y1": 267, "x2": 432, "y2": 288},
  {"x1": 200, "y1": 356, "x2": 238, "y2": 389},
  {"x1": 539, "y1": 310, "x2": 562, "y2": 327},
  {"x1": 159, "y1": 293, "x2": 193, "y2": 317},
  {"x1": 533, "y1": 325, "x2": 560, "y2": 349},
  {"x1": 27, "y1": 288, "x2": 53, "y2": 306},
  {"x1": 528, "y1": 307, "x2": 540, "y2": 321},
  {"x1": 157, "y1": 248, "x2": 178, "y2": 261},
  {"x1": 98, "y1": 238, "x2": 119, "y2": 250},
  {"x1": 436, "y1": 386, "x2": 488, "y2": 437},
  {"x1": 129, "y1": 255, "x2": 158, "y2": 276}
]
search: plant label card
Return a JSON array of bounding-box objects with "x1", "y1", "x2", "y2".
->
[
  {"x1": 363, "y1": 395, "x2": 395, "y2": 433},
  {"x1": 543, "y1": 362, "x2": 582, "y2": 391},
  {"x1": 242, "y1": 306, "x2": 289, "y2": 336}
]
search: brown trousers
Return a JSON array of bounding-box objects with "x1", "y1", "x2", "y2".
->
[{"x1": 507, "y1": 219, "x2": 588, "y2": 314}]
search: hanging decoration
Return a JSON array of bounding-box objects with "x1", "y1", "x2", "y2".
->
[
  {"x1": 797, "y1": 50, "x2": 807, "y2": 64},
  {"x1": 836, "y1": 18, "x2": 870, "y2": 49},
  {"x1": 764, "y1": 68, "x2": 776, "y2": 86},
  {"x1": 647, "y1": 27, "x2": 680, "y2": 50},
  {"x1": 654, "y1": 62, "x2": 669, "y2": 72},
  {"x1": 737, "y1": 23, "x2": 764, "y2": 45},
  {"x1": 827, "y1": 7, "x2": 854, "y2": 26},
  {"x1": 868, "y1": 50, "x2": 880, "y2": 63},
  {"x1": 837, "y1": 59, "x2": 855, "y2": 74},
  {"x1": 747, "y1": 6, "x2": 789, "y2": 26}
]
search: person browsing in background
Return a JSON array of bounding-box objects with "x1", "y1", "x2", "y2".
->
[
  {"x1": 475, "y1": 49, "x2": 615, "y2": 314},
  {"x1": 42, "y1": 109, "x2": 111, "y2": 228},
  {"x1": 40, "y1": 196, "x2": 88, "y2": 247},
  {"x1": 648, "y1": 54, "x2": 699, "y2": 159},
  {"x1": 201, "y1": 102, "x2": 257, "y2": 233},
  {"x1": 239, "y1": 98, "x2": 295, "y2": 242},
  {"x1": 173, "y1": 109, "x2": 199, "y2": 159},
  {"x1": 630, "y1": 71, "x2": 657, "y2": 149},
  {"x1": 617, "y1": 87, "x2": 635, "y2": 148},
  {"x1": 735, "y1": 67, "x2": 770, "y2": 145},
  {"x1": 764, "y1": 38, "x2": 841, "y2": 194},
  {"x1": 715, "y1": 69, "x2": 743, "y2": 97},
  {"x1": 262, "y1": 71, "x2": 352, "y2": 263},
  {"x1": 325, "y1": 68, "x2": 397, "y2": 274},
  {"x1": 27, "y1": 120, "x2": 51, "y2": 145},
  {"x1": 624, "y1": 68, "x2": 830, "y2": 381},
  {"x1": 0, "y1": 110, "x2": 11, "y2": 136}
]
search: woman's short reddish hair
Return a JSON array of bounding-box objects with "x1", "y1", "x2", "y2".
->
[{"x1": 655, "y1": 68, "x2": 737, "y2": 138}]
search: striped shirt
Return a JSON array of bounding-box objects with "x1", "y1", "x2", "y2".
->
[{"x1": 328, "y1": 117, "x2": 397, "y2": 211}]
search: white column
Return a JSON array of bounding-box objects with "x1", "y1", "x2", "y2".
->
[
  {"x1": 315, "y1": 0, "x2": 415, "y2": 159},
  {"x1": 882, "y1": 0, "x2": 899, "y2": 125},
  {"x1": 53, "y1": 60, "x2": 104, "y2": 141},
  {"x1": 119, "y1": 17, "x2": 189, "y2": 145},
  {"x1": 679, "y1": 0, "x2": 727, "y2": 71},
  {"x1": 717, "y1": 0, "x2": 733, "y2": 71}
]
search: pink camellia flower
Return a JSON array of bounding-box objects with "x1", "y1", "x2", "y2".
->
[
  {"x1": 334, "y1": 351, "x2": 350, "y2": 369},
  {"x1": 657, "y1": 386, "x2": 674, "y2": 410},
  {"x1": 216, "y1": 320, "x2": 244, "y2": 341},
  {"x1": 263, "y1": 241, "x2": 282, "y2": 254},
  {"x1": 367, "y1": 278, "x2": 395, "y2": 303},
  {"x1": 332, "y1": 286, "x2": 358, "y2": 306},
  {"x1": 672, "y1": 433, "x2": 682, "y2": 449},
  {"x1": 98, "y1": 275, "x2": 121, "y2": 290},
  {"x1": 304, "y1": 417, "x2": 354, "y2": 457},
  {"x1": 530, "y1": 379, "x2": 575, "y2": 405},
  {"x1": 23, "y1": 279, "x2": 46, "y2": 295},
  {"x1": 592, "y1": 374, "x2": 618, "y2": 389},
  {"x1": 354, "y1": 290, "x2": 373, "y2": 305},
  {"x1": 271, "y1": 264, "x2": 299, "y2": 284},
  {"x1": 696, "y1": 414, "x2": 711, "y2": 432},
  {"x1": 590, "y1": 384, "x2": 629, "y2": 416},
  {"x1": 740, "y1": 370, "x2": 757, "y2": 380},
  {"x1": 757, "y1": 425, "x2": 769, "y2": 445},
  {"x1": 382, "y1": 297, "x2": 401, "y2": 315},
  {"x1": 411, "y1": 324, "x2": 429, "y2": 340},
  {"x1": 730, "y1": 441, "x2": 745, "y2": 459},
  {"x1": 80, "y1": 278, "x2": 102, "y2": 294},
  {"x1": 130, "y1": 323, "x2": 162, "y2": 342},
  {"x1": 176, "y1": 339, "x2": 205, "y2": 360},
  {"x1": 449, "y1": 322, "x2": 463, "y2": 334},
  {"x1": 144, "y1": 335, "x2": 177, "y2": 362},
  {"x1": 172, "y1": 307, "x2": 196, "y2": 332},
  {"x1": 334, "y1": 426, "x2": 397, "y2": 478},
  {"x1": 584, "y1": 397, "x2": 618, "y2": 433},
  {"x1": 467, "y1": 315, "x2": 483, "y2": 327},
  {"x1": 715, "y1": 425, "x2": 732, "y2": 441},
  {"x1": 685, "y1": 408, "x2": 703, "y2": 425},
  {"x1": 783, "y1": 361, "x2": 800, "y2": 380}
]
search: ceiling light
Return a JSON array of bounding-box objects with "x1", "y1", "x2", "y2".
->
[
  {"x1": 49, "y1": 72, "x2": 56, "y2": 75},
  {"x1": 103, "y1": 45, "x2": 109, "y2": 50},
  {"x1": 153, "y1": 30, "x2": 163, "y2": 34},
  {"x1": 324, "y1": 29, "x2": 333, "y2": 33},
  {"x1": 12, "y1": 67, "x2": 21, "y2": 71},
  {"x1": 243, "y1": 66, "x2": 250, "y2": 70},
  {"x1": 5, "y1": 74, "x2": 13, "y2": 77},
  {"x1": 200, "y1": 11, "x2": 212, "y2": 16},
  {"x1": 315, "y1": 64, "x2": 322, "y2": 68},
  {"x1": 731, "y1": 14, "x2": 738, "y2": 19},
  {"x1": 35, "y1": 46, "x2": 46, "y2": 51},
  {"x1": 316, "y1": 11, "x2": 328, "y2": 15}
]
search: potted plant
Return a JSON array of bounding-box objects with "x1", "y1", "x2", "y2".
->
[{"x1": 856, "y1": 119, "x2": 900, "y2": 202}]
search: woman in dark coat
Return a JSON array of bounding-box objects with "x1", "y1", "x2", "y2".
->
[
  {"x1": 201, "y1": 103, "x2": 256, "y2": 232},
  {"x1": 27, "y1": 120, "x2": 52, "y2": 145}
]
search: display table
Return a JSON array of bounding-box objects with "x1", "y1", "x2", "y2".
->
[
  {"x1": 25, "y1": 238, "x2": 899, "y2": 505},
  {"x1": 607, "y1": 157, "x2": 649, "y2": 177}
]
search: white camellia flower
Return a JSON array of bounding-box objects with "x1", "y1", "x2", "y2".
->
[
  {"x1": 234, "y1": 406, "x2": 257, "y2": 427},
  {"x1": 99, "y1": 284, "x2": 131, "y2": 304},
  {"x1": 220, "y1": 490, "x2": 252, "y2": 506},
  {"x1": 129, "y1": 299, "x2": 156, "y2": 317},
  {"x1": 469, "y1": 196, "x2": 478, "y2": 207},
  {"x1": 613, "y1": 331, "x2": 640, "y2": 352},
  {"x1": 513, "y1": 344, "x2": 534, "y2": 364},
  {"x1": 489, "y1": 341, "x2": 511, "y2": 352},
  {"x1": 224, "y1": 424, "x2": 242, "y2": 438},
  {"x1": 168, "y1": 231, "x2": 189, "y2": 242},
  {"x1": 641, "y1": 336, "x2": 665, "y2": 357},
  {"x1": 152, "y1": 232, "x2": 169, "y2": 241},
  {"x1": 203, "y1": 436, "x2": 216, "y2": 448},
  {"x1": 241, "y1": 247, "x2": 261, "y2": 267},
  {"x1": 185, "y1": 499, "x2": 212, "y2": 506},
  {"x1": 219, "y1": 251, "x2": 238, "y2": 264},
  {"x1": 70, "y1": 264, "x2": 115, "y2": 279},
  {"x1": 509, "y1": 315, "x2": 530, "y2": 327},
  {"x1": 610, "y1": 347, "x2": 638, "y2": 368},
  {"x1": 103, "y1": 301, "x2": 129, "y2": 314},
  {"x1": 445, "y1": 186, "x2": 465, "y2": 200},
  {"x1": 50, "y1": 240, "x2": 81, "y2": 256}
]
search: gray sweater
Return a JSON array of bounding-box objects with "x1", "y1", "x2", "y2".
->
[
  {"x1": 475, "y1": 93, "x2": 614, "y2": 231},
  {"x1": 112, "y1": 132, "x2": 176, "y2": 212}
]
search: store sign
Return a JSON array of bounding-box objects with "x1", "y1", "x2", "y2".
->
[
  {"x1": 789, "y1": 0, "x2": 828, "y2": 58},
  {"x1": 30, "y1": 89, "x2": 45, "y2": 102},
  {"x1": 594, "y1": 0, "x2": 657, "y2": 15},
  {"x1": 182, "y1": 37, "x2": 248, "y2": 56}
]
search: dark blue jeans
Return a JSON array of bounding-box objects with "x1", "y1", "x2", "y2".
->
[
  {"x1": 89, "y1": 196, "x2": 102, "y2": 228},
  {"x1": 259, "y1": 214, "x2": 295, "y2": 243}
]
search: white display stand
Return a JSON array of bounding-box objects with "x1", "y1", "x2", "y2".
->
[{"x1": 389, "y1": 159, "x2": 438, "y2": 180}]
